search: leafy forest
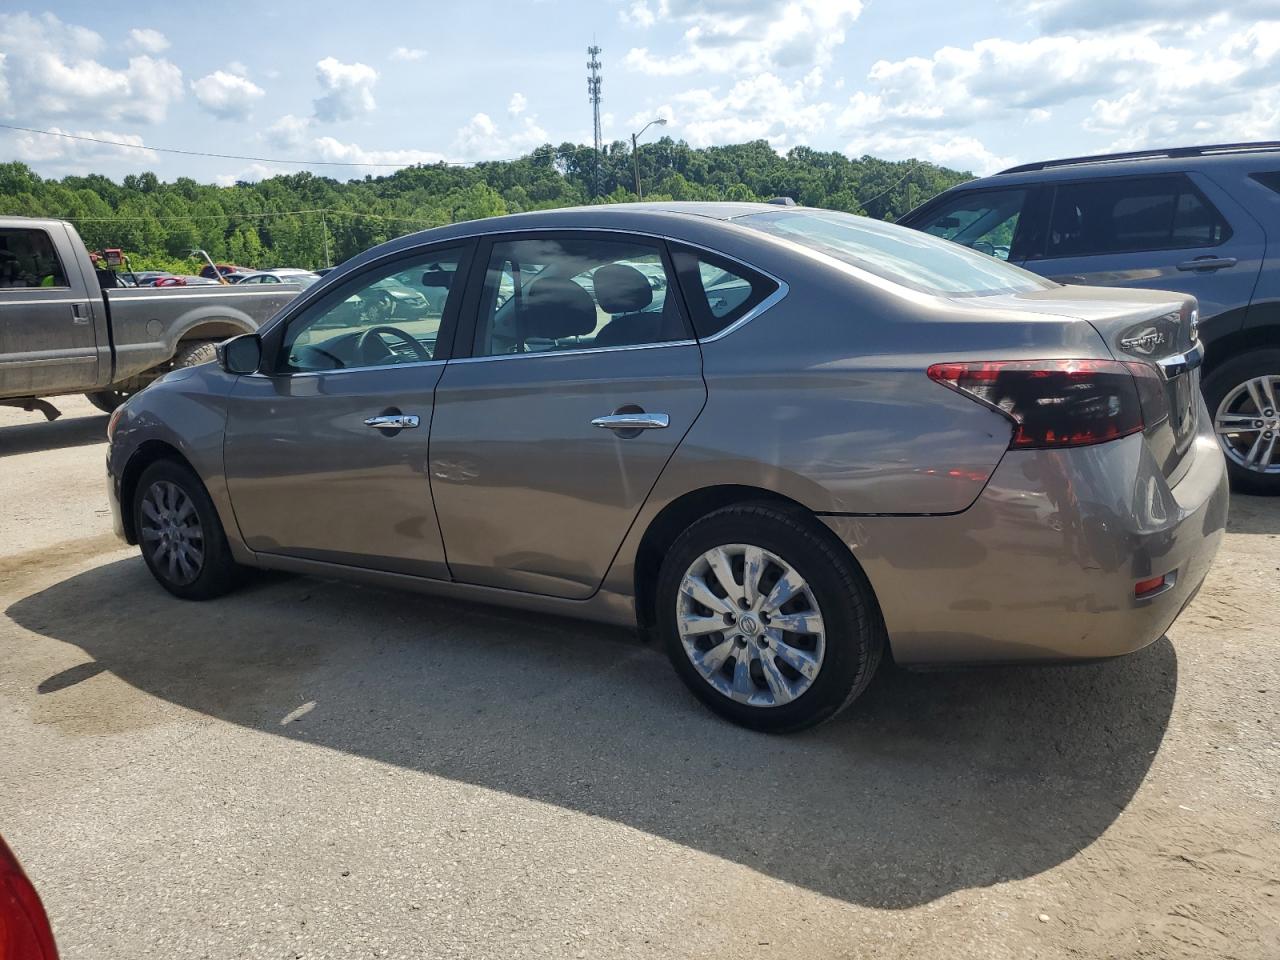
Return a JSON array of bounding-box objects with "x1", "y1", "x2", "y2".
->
[{"x1": 0, "y1": 139, "x2": 972, "y2": 273}]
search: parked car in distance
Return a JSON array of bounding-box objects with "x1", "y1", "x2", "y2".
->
[
  {"x1": 234, "y1": 269, "x2": 321, "y2": 288},
  {"x1": 106, "y1": 203, "x2": 1227, "y2": 731},
  {"x1": 901, "y1": 141, "x2": 1280, "y2": 494},
  {"x1": 0, "y1": 217, "x2": 300, "y2": 416},
  {"x1": 130, "y1": 270, "x2": 173, "y2": 286},
  {"x1": 154, "y1": 275, "x2": 222, "y2": 287},
  {"x1": 0, "y1": 836, "x2": 59, "y2": 959}
]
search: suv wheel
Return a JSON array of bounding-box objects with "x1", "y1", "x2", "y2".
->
[
  {"x1": 1204, "y1": 349, "x2": 1280, "y2": 495},
  {"x1": 656, "y1": 503, "x2": 884, "y2": 732}
]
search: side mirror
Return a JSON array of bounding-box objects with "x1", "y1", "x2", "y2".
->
[{"x1": 217, "y1": 333, "x2": 262, "y2": 375}]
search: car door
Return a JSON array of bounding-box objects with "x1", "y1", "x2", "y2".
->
[
  {"x1": 429, "y1": 231, "x2": 707, "y2": 600},
  {"x1": 0, "y1": 223, "x2": 100, "y2": 396},
  {"x1": 1025, "y1": 173, "x2": 1265, "y2": 339},
  {"x1": 221, "y1": 242, "x2": 473, "y2": 579}
]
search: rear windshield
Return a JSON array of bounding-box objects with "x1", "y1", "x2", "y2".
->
[{"x1": 738, "y1": 209, "x2": 1057, "y2": 297}]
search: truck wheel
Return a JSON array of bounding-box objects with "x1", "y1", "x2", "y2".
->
[
  {"x1": 1203, "y1": 349, "x2": 1280, "y2": 496},
  {"x1": 174, "y1": 340, "x2": 218, "y2": 368},
  {"x1": 84, "y1": 390, "x2": 130, "y2": 413}
]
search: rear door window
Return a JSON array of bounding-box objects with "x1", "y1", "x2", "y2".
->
[{"x1": 1041, "y1": 175, "x2": 1231, "y2": 258}]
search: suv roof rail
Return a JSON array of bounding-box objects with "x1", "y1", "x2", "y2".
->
[{"x1": 998, "y1": 141, "x2": 1280, "y2": 175}]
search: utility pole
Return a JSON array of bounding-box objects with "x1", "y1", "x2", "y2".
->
[
  {"x1": 587, "y1": 44, "x2": 603, "y2": 199},
  {"x1": 321, "y1": 211, "x2": 330, "y2": 268},
  {"x1": 629, "y1": 118, "x2": 667, "y2": 201}
]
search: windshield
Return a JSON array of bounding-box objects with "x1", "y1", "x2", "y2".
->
[{"x1": 739, "y1": 209, "x2": 1057, "y2": 297}]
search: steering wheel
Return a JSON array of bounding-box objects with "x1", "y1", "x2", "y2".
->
[{"x1": 356, "y1": 325, "x2": 431, "y2": 364}]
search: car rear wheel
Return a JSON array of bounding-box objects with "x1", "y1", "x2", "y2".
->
[
  {"x1": 1204, "y1": 349, "x2": 1280, "y2": 495},
  {"x1": 133, "y1": 460, "x2": 242, "y2": 600},
  {"x1": 657, "y1": 503, "x2": 884, "y2": 732}
]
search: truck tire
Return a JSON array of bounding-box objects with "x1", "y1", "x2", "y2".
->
[
  {"x1": 84, "y1": 390, "x2": 129, "y2": 413},
  {"x1": 174, "y1": 340, "x2": 218, "y2": 368},
  {"x1": 1203, "y1": 348, "x2": 1280, "y2": 496}
]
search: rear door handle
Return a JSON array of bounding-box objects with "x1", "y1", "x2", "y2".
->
[
  {"x1": 364, "y1": 414, "x2": 420, "y2": 429},
  {"x1": 1176, "y1": 256, "x2": 1237, "y2": 271},
  {"x1": 71, "y1": 303, "x2": 90, "y2": 325},
  {"x1": 591, "y1": 412, "x2": 670, "y2": 431}
]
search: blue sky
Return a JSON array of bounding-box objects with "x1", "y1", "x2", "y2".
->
[{"x1": 2, "y1": 2, "x2": 1278, "y2": 184}]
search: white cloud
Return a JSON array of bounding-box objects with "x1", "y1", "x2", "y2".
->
[
  {"x1": 453, "y1": 112, "x2": 548, "y2": 161},
  {"x1": 10, "y1": 126, "x2": 158, "y2": 166},
  {"x1": 265, "y1": 113, "x2": 311, "y2": 149},
  {"x1": 673, "y1": 72, "x2": 829, "y2": 150},
  {"x1": 311, "y1": 136, "x2": 446, "y2": 166},
  {"x1": 390, "y1": 46, "x2": 427, "y2": 62},
  {"x1": 227, "y1": 61, "x2": 249, "y2": 77},
  {"x1": 624, "y1": 0, "x2": 863, "y2": 75},
  {"x1": 508, "y1": 92, "x2": 527, "y2": 116},
  {"x1": 845, "y1": 132, "x2": 1014, "y2": 176},
  {"x1": 127, "y1": 27, "x2": 169, "y2": 54},
  {"x1": 313, "y1": 57, "x2": 378, "y2": 122},
  {"x1": 1024, "y1": 0, "x2": 1280, "y2": 33},
  {"x1": 620, "y1": 0, "x2": 667, "y2": 27},
  {"x1": 192, "y1": 69, "x2": 265, "y2": 121},
  {"x1": 0, "y1": 12, "x2": 183, "y2": 123}
]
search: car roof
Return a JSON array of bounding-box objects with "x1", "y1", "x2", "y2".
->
[{"x1": 967, "y1": 141, "x2": 1280, "y2": 190}]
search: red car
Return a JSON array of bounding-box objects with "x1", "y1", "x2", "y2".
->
[{"x1": 0, "y1": 837, "x2": 59, "y2": 958}]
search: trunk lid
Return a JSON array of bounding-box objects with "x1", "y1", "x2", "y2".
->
[{"x1": 979, "y1": 286, "x2": 1201, "y2": 481}]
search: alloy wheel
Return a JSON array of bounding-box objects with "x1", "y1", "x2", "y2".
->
[
  {"x1": 140, "y1": 480, "x2": 205, "y2": 585},
  {"x1": 1214, "y1": 374, "x2": 1280, "y2": 474},
  {"x1": 676, "y1": 543, "x2": 826, "y2": 707}
]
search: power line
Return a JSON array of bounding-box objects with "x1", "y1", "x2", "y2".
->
[
  {"x1": 55, "y1": 207, "x2": 436, "y2": 224},
  {"x1": 0, "y1": 123, "x2": 558, "y2": 169}
]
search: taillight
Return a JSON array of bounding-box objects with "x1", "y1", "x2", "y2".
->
[
  {"x1": 927, "y1": 359, "x2": 1152, "y2": 449},
  {"x1": 0, "y1": 839, "x2": 59, "y2": 960}
]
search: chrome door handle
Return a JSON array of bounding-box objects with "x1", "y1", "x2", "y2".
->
[
  {"x1": 1176, "y1": 256, "x2": 1237, "y2": 271},
  {"x1": 591, "y1": 412, "x2": 670, "y2": 430},
  {"x1": 364, "y1": 414, "x2": 420, "y2": 429}
]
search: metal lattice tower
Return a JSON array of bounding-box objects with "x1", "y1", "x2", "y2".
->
[{"x1": 587, "y1": 44, "x2": 603, "y2": 196}]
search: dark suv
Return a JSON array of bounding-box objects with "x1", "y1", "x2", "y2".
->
[{"x1": 901, "y1": 142, "x2": 1280, "y2": 494}]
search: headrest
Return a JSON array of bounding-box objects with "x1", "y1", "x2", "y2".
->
[
  {"x1": 593, "y1": 263, "x2": 653, "y2": 314},
  {"x1": 521, "y1": 277, "x2": 597, "y2": 339}
]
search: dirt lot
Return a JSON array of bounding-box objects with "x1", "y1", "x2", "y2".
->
[{"x1": 1, "y1": 396, "x2": 1277, "y2": 960}]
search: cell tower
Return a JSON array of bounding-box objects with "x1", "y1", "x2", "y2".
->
[{"x1": 587, "y1": 44, "x2": 603, "y2": 197}]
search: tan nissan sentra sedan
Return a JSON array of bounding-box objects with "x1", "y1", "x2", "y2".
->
[{"x1": 106, "y1": 203, "x2": 1228, "y2": 731}]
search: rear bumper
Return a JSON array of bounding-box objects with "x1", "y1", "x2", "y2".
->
[{"x1": 823, "y1": 398, "x2": 1229, "y2": 664}]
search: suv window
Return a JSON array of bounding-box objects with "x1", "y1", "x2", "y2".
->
[
  {"x1": 1042, "y1": 175, "x2": 1231, "y2": 258},
  {"x1": 671, "y1": 248, "x2": 778, "y2": 338},
  {"x1": 910, "y1": 188, "x2": 1028, "y2": 261},
  {"x1": 0, "y1": 228, "x2": 69, "y2": 289},
  {"x1": 1249, "y1": 171, "x2": 1280, "y2": 194},
  {"x1": 279, "y1": 247, "x2": 465, "y2": 372},
  {"x1": 473, "y1": 236, "x2": 687, "y2": 357}
]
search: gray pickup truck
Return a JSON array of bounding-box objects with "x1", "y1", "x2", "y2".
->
[{"x1": 0, "y1": 216, "x2": 298, "y2": 417}]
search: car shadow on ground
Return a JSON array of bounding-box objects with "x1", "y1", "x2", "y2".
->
[
  {"x1": 1227, "y1": 494, "x2": 1280, "y2": 535},
  {"x1": 7, "y1": 557, "x2": 1177, "y2": 910},
  {"x1": 0, "y1": 412, "x2": 108, "y2": 457}
]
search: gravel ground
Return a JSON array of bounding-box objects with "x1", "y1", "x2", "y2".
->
[{"x1": 1, "y1": 396, "x2": 1277, "y2": 960}]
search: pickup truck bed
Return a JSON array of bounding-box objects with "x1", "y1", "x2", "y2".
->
[{"x1": 1, "y1": 217, "x2": 298, "y2": 411}]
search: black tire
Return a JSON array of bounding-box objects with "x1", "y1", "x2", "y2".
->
[
  {"x1": 656, "y1": 503, "x2": 884, "y2": 733},
  {"x1": 1202, "y1": 348, "x2": 1280, "y2": 496},
  {"x1": 132, "y1": 459, "x2": 243, "y2": 600},
  {"x1": 84, "y1": 390, "x2": 127, "y2": 413},
  {"x1": 173, "y1": 340, "x2": 218, "y2": 368}
]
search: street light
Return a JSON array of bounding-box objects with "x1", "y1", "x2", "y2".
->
[{"x1": 630, "y1": 117, "x2": 667, "y2": 200}]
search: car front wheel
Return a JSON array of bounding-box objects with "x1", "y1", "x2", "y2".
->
[
  {"x1": 133, "y1": 459, "x2": 243, "y2": 600},
  {"x1": 657, "y1": 503, "x2": 884, "y2": 732}
]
